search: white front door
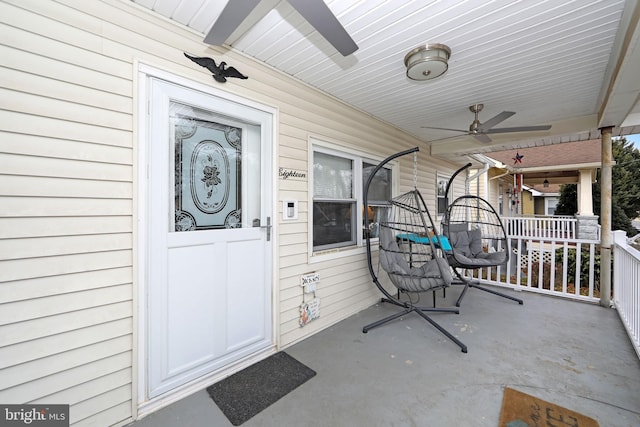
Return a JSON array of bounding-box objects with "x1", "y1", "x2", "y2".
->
[{"x1": 146, "y1": 78, "x2": 273, "y2": 397}]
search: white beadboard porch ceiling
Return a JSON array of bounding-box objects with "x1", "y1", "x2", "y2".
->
[{"x1": 132, "y1": 0, "x2": 640, "y2": 163}]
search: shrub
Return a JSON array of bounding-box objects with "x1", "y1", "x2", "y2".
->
[{"x1": 555, "y1": 246, "x2": 601, "y2": 291}]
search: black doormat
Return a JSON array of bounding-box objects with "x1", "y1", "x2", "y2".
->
[{"x1": 206, "y1": 352, "x2": 316, "y2": 426}]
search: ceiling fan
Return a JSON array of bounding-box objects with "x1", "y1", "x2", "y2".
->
[
  {"x1": 422, "y1": 104, "x2": 552, "y2": 143},
  {"x1": 204, "y1": 0, "x2": 358, "y2": 56}
]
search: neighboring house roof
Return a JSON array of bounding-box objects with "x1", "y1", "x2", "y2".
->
[
  {"x1": 529, "y1": 184, "x2": 562, "y2": 195},
  {"x1": 486, "y1": 139, "x2": 601, "y2": 169},
  {"x1": 483, "y1": 139, "x2": 602, "y2": 186}
]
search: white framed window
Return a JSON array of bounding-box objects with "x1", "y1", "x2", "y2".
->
[
  {"x1": 546, "y1": 197, "x2": 559, "y2": 216},
  {"x1": 311, "y1": 143, "x2": 393, "y2": 254},
  {"x1": 363, "y1": 161, "x2": 391, "y2": 240},
  {"x1": 436, "y1": 172, "x2": 452, "y2": 216}
]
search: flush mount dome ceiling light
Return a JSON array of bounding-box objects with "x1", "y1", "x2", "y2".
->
[{"x1": 404, "y1": 43, "x2": 451, "y2": 81}]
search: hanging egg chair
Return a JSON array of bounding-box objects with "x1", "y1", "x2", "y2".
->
[
  {"x1": 363, "y1": 147, "x2": 467, "y2": 353},
  {"x1": 442, "y1": 163, "x2": 524, "y2": 307}
]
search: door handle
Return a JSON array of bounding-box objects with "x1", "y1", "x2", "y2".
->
[{"x1": 260, "y1": 216, "x2": 272, "y2": 241}]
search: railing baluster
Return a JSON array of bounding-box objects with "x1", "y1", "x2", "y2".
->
[
  {"x1": 516, "y1": 238, "x2": 522, "y2": 287},
  {"x1": 562, "y1": 243, "x2": 568, "y2": 294},
  {"x1": 550, "y1": 240, "x2": 556, "y2": 292},
  {"x1": 588, "y1": 244, "x2": 595, "y2": 298},
  {"x1": 537, "y1": 240, "x2": 544, "y2": 289},
  {"x1": 575, "y1": 242, "x2": 582, "y2": 295}
]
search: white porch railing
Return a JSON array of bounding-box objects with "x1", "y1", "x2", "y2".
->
[
  {"x1": 469, "y1": 215, "x2": 601, "y2": 302},
  {"x1": 612, "y1": 230, "x2": 640, "y2": 359},
  {"x1": 470, "y1": 234, "x2": 601, "y2": 303},
  {"x1": 503, "y1": 215, "x2": 578, "y2": 239}
]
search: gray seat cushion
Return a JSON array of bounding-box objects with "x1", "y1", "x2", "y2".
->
[
  {"x1": 448, "y1": 227, "x2": 482, "y2": 257},
  {"x1": 449, "y1": 250, "x2": 506, "y2": 267},
  {"x1": 379, "y1": 227, "x2": 452, "y2": 292},
  {"x1": 447, "y1": 226, "x2": 506, "y2": 267}
]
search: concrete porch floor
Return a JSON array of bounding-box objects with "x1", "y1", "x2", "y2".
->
[{"x1": 128, "y1": 287, "x2": 640, "y2": 427}]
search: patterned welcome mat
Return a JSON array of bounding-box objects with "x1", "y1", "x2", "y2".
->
[
  {"x1": 498, "y1": 387, "x2": 599, "y2": 427},
  {"x1": 207, "y1": 352, "x2": 316, "y2": 426}
]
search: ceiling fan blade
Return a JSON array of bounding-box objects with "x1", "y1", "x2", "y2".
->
[
  {"x1": 421, "y1": 126, "x2": 469, "y2": 133},
  {"x1": 288, "y1": 0, "x2": 358, "y2": 56},
  {"x1": 473, "y1": 133, "x2": 492, "y2": 143},
  {"x1": 203, "y1": 0, "x2": 262, "y2": 45},
  {"x1": 477, "y1": 111, "x2": 515, "y2": 132},
  {"x1": 485, "y1": 125, "x2": 552, "y2": 134},
  {"x1": 427, "y1": 134, "x2": 469, "y2": 143}
]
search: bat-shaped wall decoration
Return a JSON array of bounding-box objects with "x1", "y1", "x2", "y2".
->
[{"x1": 184, "y1": 53, "x2": 248, "y2": 83}]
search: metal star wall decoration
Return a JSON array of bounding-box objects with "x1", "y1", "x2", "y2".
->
[{"x1": 513, "y1": 152, "x2": 524, "y2": 165}]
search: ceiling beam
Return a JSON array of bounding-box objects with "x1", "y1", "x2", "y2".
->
[{"x1": 598, "y1": 0, "x2": 640, "y2": 127}]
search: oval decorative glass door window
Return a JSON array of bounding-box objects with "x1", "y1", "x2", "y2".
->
[{"x1": 190, "y1": 140, "x2": 230, "y2": 214}]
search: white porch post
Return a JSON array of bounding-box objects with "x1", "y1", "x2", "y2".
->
[
  {"x1": 577, "y1": 169, "x2": 594, "y2": 215},
  {"x1": 600, "y1": 126, "x2": 613, "y2": 307},
  {"x1": 575, "y1": 169, "x2": 599, "y2": 240}
]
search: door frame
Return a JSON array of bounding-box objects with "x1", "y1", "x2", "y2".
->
[{"x1": 134, "y1": 63, "x2": 278, "y2": 416}]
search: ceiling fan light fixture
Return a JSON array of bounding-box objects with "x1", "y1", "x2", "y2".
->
[{"x1": 404, "y1": 43, "x2": 451, "y2": 81}]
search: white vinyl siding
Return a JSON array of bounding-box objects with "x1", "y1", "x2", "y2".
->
[
  {"x1": 1, "y1": 1, "x2": 135, "y2": 425},
  {"x1": 0, "y1": 0, "x2": 463, "y2": 425}
]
